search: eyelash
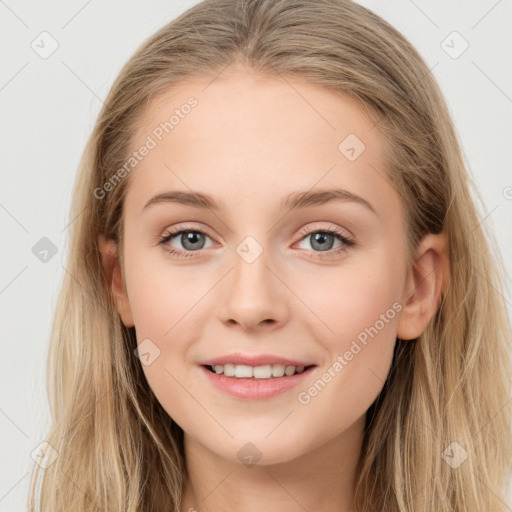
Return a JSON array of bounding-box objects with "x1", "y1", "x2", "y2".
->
[{"x1": 156, "y1": 223, "x2": 355, "y2": 260}]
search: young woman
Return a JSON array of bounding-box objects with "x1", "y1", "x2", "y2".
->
[{"x1": 28, "y1": 0, "x2": 512, "y2": 510}]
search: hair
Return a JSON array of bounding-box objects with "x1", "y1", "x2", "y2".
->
[{"x1": 28, "y1": 0, "x2": 512, "y2": 510}]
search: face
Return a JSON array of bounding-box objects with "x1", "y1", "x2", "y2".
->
[{"x1": 103, "y1": 63, "x2": 444, "y2": 466}]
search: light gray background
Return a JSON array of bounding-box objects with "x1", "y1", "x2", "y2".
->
[{"x1": 1, "y1": 0, "x2": 511, "y2": 510}]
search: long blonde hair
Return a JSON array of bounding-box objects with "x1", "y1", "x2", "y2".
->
[{"x1": 28, "y1": 0, "x2": 512, "y2": 510}]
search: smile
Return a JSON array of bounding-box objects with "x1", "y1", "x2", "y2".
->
[
  {"x1": 200, "y1": 364, "x2": 317, "y2": 400},
  {"x1": 204, "y1": 363, "x2": 314, "y2": 379}
]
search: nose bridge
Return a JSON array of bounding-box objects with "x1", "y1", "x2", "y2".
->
[
  {"x1": 218, "y1": 233, "x2": 288, "y2": 329},
  {"x1": 230, "y1": 233, "x2": 275, "y2": 300}
]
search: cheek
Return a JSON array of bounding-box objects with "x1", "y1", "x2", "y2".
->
[
  {"x1": 124, "y1": 251, "x2": 209, "y2": 402},
  {"x1": 297, "y1": 249, "x2": 404, "y2": 347},
  {"x1": 126, "y1": 248, "x2": 204, "y2": 339},
  {"x1": 293, "y1": 249, "x2": 403, "y2": 410},
  {"x1": 127, "y1": 266, "x2": 199, "y2": 429}
]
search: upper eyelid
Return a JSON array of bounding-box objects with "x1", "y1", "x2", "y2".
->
[
  {"x1": 163, "y1": 223, "x2": 216, "y2": 240},
  {"x1": 296, "y1": 221, "x2": 353, "y2": 239}
]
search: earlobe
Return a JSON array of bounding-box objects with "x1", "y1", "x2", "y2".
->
[
  {"x1": 397, "y1": 232, "x2": 449, "y2": 341},
  {"x1": 98, "y1": 234, "x2": 135, "y2": 327}
]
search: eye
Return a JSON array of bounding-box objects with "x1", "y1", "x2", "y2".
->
[
  {"x1": 294, "y1": 224, "x2": 355, "y2": 258},
  {"x1": 157, "y1": 223, "x2": 355, "y2": 259},
  {"x1": 157, "y1": 224, "x2": 215, "y2": 258}
]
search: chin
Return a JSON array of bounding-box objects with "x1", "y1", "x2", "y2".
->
[{"x1": 212, "y1": 435, "x2": 309, "y2": 467}]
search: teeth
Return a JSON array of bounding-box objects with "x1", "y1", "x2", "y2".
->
[
  {"x1": 253, "y1": 365, "x2": 272, "y2": 378},
  {"x1": 224, "y1": 364, "x2": 235, "y2": 377},
  {"x1": 271, "y1": 364, "x2": 285, "y2": 377},
  {"x1": 208, "y1": 363, "x2": 309, "y2": 379},
  {"x1": 284, "y1": 365, "x2": 295, "y2": 376},
  {"x1": 234, "y1": 365, "x2": 253, "y2": 378}
]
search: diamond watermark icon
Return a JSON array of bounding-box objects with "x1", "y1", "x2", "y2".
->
[
  {"x1": 31, "y1": 441, "x2": 59, "y2": 469},
  {"x1": 441, "y1": 31, "x2": 469, "y2": 60},
  {"x1": 134, "y1": 338, "x2": 161, "y2": 366},
  {"x1": 32, "y1": 237, "x2": 58, "y2": 263},
  {"x1": 236, "y1": 236, "x2": 263, "y2": 264},
  {"x1": 338, "y1": 133, "x2": 366, "y2": 161},
  {"x1": 441, "y1": 441, "x2": 469, "y2": 468},
  {"x1": 30, "y1": 31, "x2": 59, "y2": 59},
  {"x1": 237, "y1": 442, "x2": 263, "y2": 468}
]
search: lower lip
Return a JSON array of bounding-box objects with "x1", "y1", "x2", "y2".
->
[{"x1": 199, "y1": 365, "x2": 316, "y2": 400}]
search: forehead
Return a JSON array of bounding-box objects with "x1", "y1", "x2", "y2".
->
[
  {"x1": 134, "y1": 67, "x2": 381, "y2": 150},
  {"x1": 125, "y1": 66, "x2": 397, "y2": 220}
]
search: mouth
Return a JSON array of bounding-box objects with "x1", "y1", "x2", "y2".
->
[
  {"x1": 202, "y1": 363, "x2": 316, "y2": 379},
  {"x1": 199, "y1": 363, "x2": 318, "y2": 400}
]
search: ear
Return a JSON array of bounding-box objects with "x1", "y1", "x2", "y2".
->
[
  {"x1": 98, "y1": 234, "x2": 134, "y2": 327},
  {"x1": 397, "y1": 231, "x2": 449, "y2": 341}
]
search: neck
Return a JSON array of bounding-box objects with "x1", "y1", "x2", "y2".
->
[{"x1": 180, "y1": 414, "x2": 366, "y2": 512}]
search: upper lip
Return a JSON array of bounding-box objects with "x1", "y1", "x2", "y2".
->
[{"x1": 200, "y1": 353, "x2": 316, "y2": 367}]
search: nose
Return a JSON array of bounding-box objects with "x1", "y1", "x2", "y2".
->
[{"x1": 218, "y1": 247, "x2": 289, "y2": 332}]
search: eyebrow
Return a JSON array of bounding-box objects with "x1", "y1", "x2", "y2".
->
[{"x1": 143, "y1": 188, "x2": 377, "y2": 215}]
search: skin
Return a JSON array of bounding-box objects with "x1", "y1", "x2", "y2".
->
[{"x1": 99, "y1": 62, "x2": 448, "y2": 512}]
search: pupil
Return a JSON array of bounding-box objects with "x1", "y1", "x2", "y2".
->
[
  {"x1": 312, "y1": 232, "x2": 333, "y2": 251},
  {"x1": 182, "y1": 231, "x2": 204, "y2": 250}
]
